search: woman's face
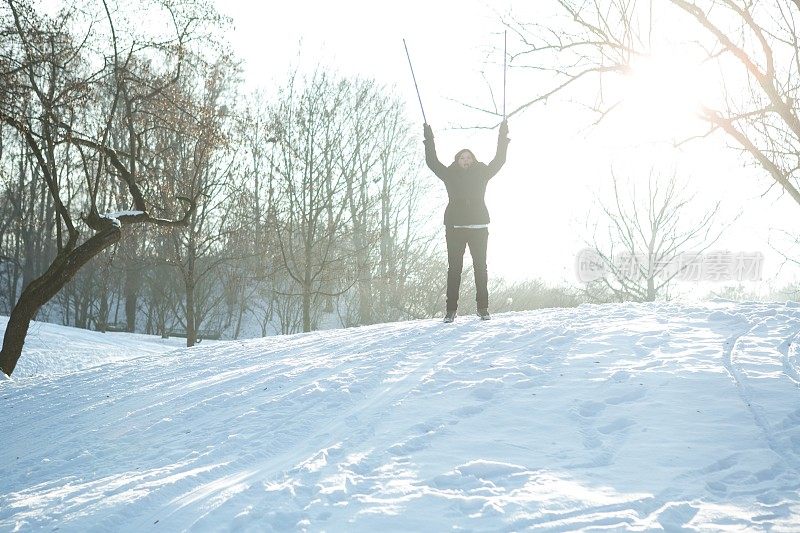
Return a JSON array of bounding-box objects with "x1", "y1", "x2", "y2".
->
[{"x1": 457, "y1": 151, "x2": 475, "y2": 169}]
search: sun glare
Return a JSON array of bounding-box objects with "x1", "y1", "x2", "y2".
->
[{"x1": 612, "y1": 50, "x2": 715, "y2": 143}]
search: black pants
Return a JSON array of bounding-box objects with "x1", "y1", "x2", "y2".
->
[{"x1": 446, "y1": 227, "x2": 489, "y2": 312}]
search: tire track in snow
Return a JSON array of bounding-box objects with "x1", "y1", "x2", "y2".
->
[
  {"x1": 777, "y1": 328, "x2": 800, "y2": 386},
  {"x1": 134, "y1": 319, "x2": 504, "y2": 529},
  {"x1": 7, "y1": 303, "x2": 800, "y2": 531},
  {"x1": 4, "y1": 321, "x2": 472, "y2": 530},
  {"x1": 724, "y1": 307, "x2": 800, "y2": 473},
  {"x1": 208, "y1": 313, "x2": 577, "y2": 529}
]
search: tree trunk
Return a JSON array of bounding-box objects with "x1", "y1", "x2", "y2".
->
[
  {"x1": 124, "y1": 266, "x2": 140, "y2": 332},
  {"x1": 352, "y1": 218, "x2": 372, "y2": 325},
  {"x1": 0, "y1": 297, "x2": 38, "y2": 376},
  {"x1": 1, "y1": 225, "x2": 120, "y2": 376},
  {"x1": 21, "y1": 234, "x2": 36, "y2": 292},
  {"x1": 158, "y1": 304, "x2": 168, "y2": 339},
  {"x1": 233, "y1": 300, "x2": 245, "y2": 340},
  {"x1": 646, "y1": 277, "x2": 656, "y2": 302},
  {"x1": 302, "y1": 281, "x2": 311, "y2": 333},
  {"x1": 302, "y1": 236, "x2": 313, "y2": 332},
  {"x1": 186, "y1": 277, "x2": 196, "y2": 347},
  {"x1": 358, "y1": 275, "x2": 372, "y2": 325},
  {"x1": 10, "y1": 227, "x2": 21, "y2": 311},
  {"x1": 77, "y1": 286, "x2": 90, "y2": 329},
  {"x1": 97, "y1": 289, "x2": 109, "y2": 333}
]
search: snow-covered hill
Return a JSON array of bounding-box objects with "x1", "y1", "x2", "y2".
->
[
  {"x1": 0, "y1": 316, "x2": 188, "y2": 379},
  {"x1": 2, "y1": 302, "x2": 800, "y2": 531}
]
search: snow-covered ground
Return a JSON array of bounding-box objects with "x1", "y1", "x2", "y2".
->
[
  {"x1": 2, "y1": 301, "x2": 800, "y2": 531},
  {"x1": 0, "y1": 316, "x2": 188, "y2": 379}
]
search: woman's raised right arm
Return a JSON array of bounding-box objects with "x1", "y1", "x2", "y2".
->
[{"x1": 424, "y1": 123, "x2": 447, "y2": 180}]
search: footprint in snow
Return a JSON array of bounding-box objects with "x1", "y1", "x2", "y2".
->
[
  {"x1": 754, "y1": 464, "x2": 783, "y2": 483},
  {"x1": 636, "y1": 333, "x2": 667, "y2": 350},
  {"x1": 605, "y1": 387, "x2": 646, "y2": 405},
  {"x1": 470, "y1": 380, "x2": 503, "y2": 401},
  {"x1": 451, "y1": 404, "x2": 485, "y2": 418},
  {"x1": 656, "y1": 502, "x2": 700, "y2": 531},
  {"x1": 388, "y1": 425, "x2": 441, "y2": 456},
  {"x1": 706, "y1": 480, "x2": 729, "y2": 496},
  {"x1": 432, "y1": 460, "x2": 530, "y2": 492},
  {"x1": 578, "y1": 401, "x2": 606, "y2": 418},
  {"x1": 597, "y1": 417, "x2": 635, "y2": 435},
  {"x1": 699, "y1": 454, "x2": 738, "y2": 474},
  {"x1": 579, "y1": 429, "x2": 603, "y2": 450},
  {"x1": 512, "y1": 378, "x2": 537, "y2": 389},
  {"x1": 517, "y1": 364, "x2": 544, "y2": 378},
  {"x1": 607, "y1": 370, "x2": 632, "y2": 383},
  {"x1": 708, "y1": 310, "x2": 736, "y2": 322},
  {"x1": 546, "y1": 334, "x2": 572, "y2": 347}
]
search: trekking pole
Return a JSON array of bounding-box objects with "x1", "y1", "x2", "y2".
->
[
  {"x1": 403, "y1": 38, "x2": 428, "y2": 124},
  {"x1": 503, "y1": 30, "x2": 507, "y2": 120}
]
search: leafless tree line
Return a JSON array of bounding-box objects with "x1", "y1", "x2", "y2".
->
[
  {"x1": 8, "y1": 0, "x2": 750, "y2": 375},
  {"x1": 0, "y1": 0, "x2": 452, "y2": 375}
]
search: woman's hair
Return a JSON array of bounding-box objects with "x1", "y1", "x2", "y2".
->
[{"x1": 453, "y1": 148, "x2": 477, "y2": 163}]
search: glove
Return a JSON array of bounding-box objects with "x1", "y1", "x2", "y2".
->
[
  {"x1": 423, "y1": 123, "x2": 433, "y2": 140},
  {"x1": 499, "y1": 119, "x2": 509, "y2": 137}
]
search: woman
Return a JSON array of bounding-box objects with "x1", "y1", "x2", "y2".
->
[{"x1": 423, "y1": 120, "x2": 510, "y2": 323}]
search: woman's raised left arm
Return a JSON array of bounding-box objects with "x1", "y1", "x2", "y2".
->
[{"x1": 486, "y1": 120, "x2": 510, "y2": 179}]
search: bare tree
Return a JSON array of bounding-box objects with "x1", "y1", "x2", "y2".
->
[
  {"x1": 227, "y1": 97, "x2": 282, "y2": 336},
  {"x1": 585, "y1": 170, "x2": 720, "y2": 302},
  {"x1": 269, "y1": 71, "x2": 358, "y2": 332},
  {"x1": 0, "y1": 0, "x2": 232, "y2": 375},
  {"x1": 154, "y1": 59, "x2": 238, "y2": 347},
  {"x1": 0, "y1": 1, "x2": 482, "y2": 360},
  {"x1": 334, "y1": 78, "x2": 434, "y2": 326}
]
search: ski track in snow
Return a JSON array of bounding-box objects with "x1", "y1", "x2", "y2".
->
[{"x1": 2, "y1": 302, "x2": 800, "y2": 531}]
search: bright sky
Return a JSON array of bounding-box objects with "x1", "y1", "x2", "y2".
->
[{"x1": 214, "y1": 0, "x2": 800, "y2": 295}]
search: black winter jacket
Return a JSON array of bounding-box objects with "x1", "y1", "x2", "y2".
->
[{"x1": 424, "y1": 128, "x2": 509, "y2": 226}]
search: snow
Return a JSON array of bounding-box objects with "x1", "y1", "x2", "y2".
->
[
  {"x1": 2, "y1": 301, "x2": 800, "y2": 530},
  {"x1": 101, "y1": 210, "x2": 145, "y2": 227},
  {"x1": 104, "y1": 210, "x2": 145, "y2": 217},
  {"x1": 0, "y1": 316, "x2": 187, "y2": 379}
]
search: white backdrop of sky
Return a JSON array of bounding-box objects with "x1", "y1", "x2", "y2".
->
[{"x1": 213, "y1": 0, "x2": 800, "y2": 295}]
